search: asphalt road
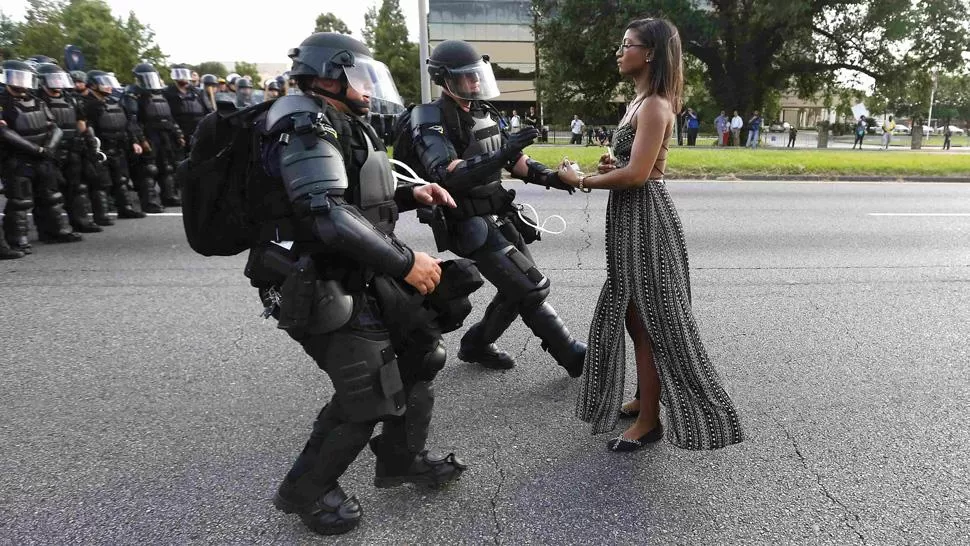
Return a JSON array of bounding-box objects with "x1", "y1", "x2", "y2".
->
[{"x1": 1, "y1": 181, "x2": 968, "y2": 545}]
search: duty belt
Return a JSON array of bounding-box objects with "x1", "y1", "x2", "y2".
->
[{"x1": 445, "y1": 188, "x2": 515, "y2": 221}]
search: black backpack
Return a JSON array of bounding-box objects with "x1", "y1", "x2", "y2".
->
[{"x1": 176, "y1": 100, "x2": 274, "y2": 257}]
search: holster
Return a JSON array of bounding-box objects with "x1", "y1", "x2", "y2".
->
[
  {"x1": 417, "y1": 205, "x2": 450, "y2": 252},
  {"x1": 273, "y1": 252, "x2": 354, "y2": 337}
]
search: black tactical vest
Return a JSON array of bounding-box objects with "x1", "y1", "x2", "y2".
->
[
  {"x1": 460, "y1": 106, "x2": 504, "y2": 197},
  {"x1": 43, "y1": 94, "x2": 78, "y2": 141},
  {"x1": 349, "y1": 118, "x2": 398, "y2": 235},
  {"x1": 168, "y1": 88, "x2": 206, "y2": 136},
  {"x1": 6, "y1": 96, "x2": 50, "y2": 146},
  {"x1": 139, "y1": 92, "x2": 175, "y2": 130},
  {"x1": 93, "y1": 98, "x2": 129, "y2": 143}
]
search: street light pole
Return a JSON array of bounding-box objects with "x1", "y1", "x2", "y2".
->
[
  {"x1": 928, "y1": 67, "x2": 939, "y2": 132},
  {"x1": 418, "y1": 0, "x2": 431, "y2": 103}
]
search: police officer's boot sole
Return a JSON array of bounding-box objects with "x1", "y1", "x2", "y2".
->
[
  {"x1": 161, "y1": 197, "x2": 181, "y2": 207},
  {"x1": 94, "y1": 217, "x2": 115, "y2": 226},
  {"x1": 117, "y1": 209, "x2": 147, "y2": 219},
  {"x1": 142, "y1": 204, "x2": 165, "y2": 214},
  {"x1": 273, "y1": 483, "x2": 362, "y2": 536},
  {"x1": 0, "y1": 249, "x2": 25, "y2": 260},
  {"x1": 457, "y1": 344, "x2": 515, "y2": 370},
  {"x1": 72, "y1": 223, "x2": 104, "y2": 233}
]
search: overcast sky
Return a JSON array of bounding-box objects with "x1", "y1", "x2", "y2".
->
[{"x1": 3, "y1": 1, "x2": 420, "y2": 64}]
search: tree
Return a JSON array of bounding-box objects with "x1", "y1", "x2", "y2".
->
[
  {"x1": 0, "y1": 11, "x2": 23, "y2": 59},
  {"x1": 12, "y1": 0, "x2": 167, "y2": 79},
  {"x1": 362, "y1": 0, "x2": 419, "y2": 105},
  {"x1": 232, "y1": 61, "x2": 262, "y2": 83},
  {"x1": 534, "y1": 0, "x2": 970, "y2": 120},
  {"x1": 315, "y1": 12, "x2": 351, "y2": 34},
  {"x1": 193, "y1": 61, "x2": 228, "y2": 78}
]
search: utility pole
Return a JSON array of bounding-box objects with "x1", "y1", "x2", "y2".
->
[
  {"x1": 928, "y1": 67, "x2": 939, "y2": 133},
  {"x1": 533, "y1": 7, "x2": 542, "y2": 127},
  {"x1": 419, "y1": 0, "x2": 431, "y2": 103}
]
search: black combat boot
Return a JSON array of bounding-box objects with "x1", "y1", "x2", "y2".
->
[
  {"x1": 68, "y1": 188, "x2": 103, "y2": 233},
  {"x1": 90, "y1": 190, "x2": 115, "y2": 226},
  {"x1": 159, "y1": 173, "x2": 181, "y2": 207},
  {"x1": 369, "y1": 381, "x2": 466, "y2": 488},
  {"x1": 520, "y1": 302, "x2": 586, "y2": 377},
  {"x1": 0, "y1": 235, "x2": 25, "y2": 260},
  {"x1": 137, "y1": 178, "x2": 164, "y2": 214},
  {"x1": 458, "y1": 297, "x2": 518, "y2": 369},
  {"x1": 4, "y1": 210, "x2": 32, "y2": 254},
  {"x1": 273, "y1": 482, "x2": 362, "y2": 536}
]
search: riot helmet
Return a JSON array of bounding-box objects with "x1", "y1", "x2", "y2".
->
[
  {"x1": 427, "y1": 40, "x2": 500, "y2": 101},
  {"x1": 132, "y1": 62, "x2": 164, "y2": 90},
  {"x1": 86, "y1": 69, "x2": 121, "y2": 95},
  {"x1": 70, "y1": 70, "x2": 87, "y2": 83},
  {"x1": 266, "y1": 80, "x2": 280, "y2": 91},
  {"x1": 287, "y1": 32, "x2": 403, "y2": 115},
  {"x1": 28, "y1": 55, "x2": 57, "y2": 65},
  {"x1": 170, "y1": 65, "x2": 193, "y2": 83},
  {"x1": 201, "y1": 73, "x2": 219, "y2": 87},
  {"x1": 225, "y1": 72, "x2": 240, "y2": 91},
  {"x1": 2, "y1": 60, "x2": 39, "y2": 92},
  {"x1": 236, "y1": 76, "x2": 253, "y2": 102},
  {"x1": 36, "y1": 62, "x2": 73, "y2": 93}
]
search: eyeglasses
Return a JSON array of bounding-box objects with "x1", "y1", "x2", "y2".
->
[{"x1": 617, "y1": 43, "x2": 648, "y2": 52}]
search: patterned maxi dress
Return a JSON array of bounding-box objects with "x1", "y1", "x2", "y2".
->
[{"x1": 575, "y1": 123, "x2": 744, "y2": 450}]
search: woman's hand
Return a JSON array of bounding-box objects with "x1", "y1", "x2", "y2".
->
[
  {"x1": 597, "y1": 153, "x2": 617, "y2": 174},
  {"x1": 557, "y1": 160, "x2": 582, "y2": 187}
]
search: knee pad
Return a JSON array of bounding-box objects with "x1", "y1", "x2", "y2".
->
[
  {"x1": 414, "y1": 338, "x2": 446, "y2": 381},
  {"x1": 519, "y1": 283, "x2": 550, "y2": 312}
]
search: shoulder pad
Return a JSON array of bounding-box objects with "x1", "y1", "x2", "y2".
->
[
  {"x1": 265, "y1": 94, "x2": 324, "y2": 133},
  {"x1": 411, "y1": 103, "x2": 443, "y2": 127}
]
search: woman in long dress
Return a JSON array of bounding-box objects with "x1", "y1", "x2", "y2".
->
[{"x1": 558, "y1": 18, "x2": 744, "y2": 452}]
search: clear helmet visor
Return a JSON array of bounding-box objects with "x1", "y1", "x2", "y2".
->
[
  {"x1": 42, "y1": 72, "x2": 74, "y2": 89},
  {"x1": 442, "y1": 59, "x2": 499, "y2": 101},
  {"x1": 171, "y1": 68, "x2": 192, "y2": 82},
  {"x1": 93, "y1": 74, "x2": 121, "y2": 90},
  {"x1": 136, "y1": 72, "x2": 164, "y2": 90},
  {"x1": 4, "y1": 69, "x2": 38, "y2": 89},
  {"x1": 341, "y1": 57, "x2": 404, "y2": 109}
]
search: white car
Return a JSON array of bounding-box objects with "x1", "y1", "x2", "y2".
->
[
  {"x1": 940, "y1": 125, "x2": 965, "y2": 135},
  {"x1": 891, "y1": 124, "x2": 911, "y2": 135}
]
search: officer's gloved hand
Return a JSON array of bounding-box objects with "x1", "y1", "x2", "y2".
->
[
  {"x1": 36, "y1": 146, "x2": 55, "y2": 161},
  {"x1": 542, "y1": 170, "x2": 576, "y2": 194},
  {"x1": 503, "y1": 127, "x2": 539, "y2": 159}
]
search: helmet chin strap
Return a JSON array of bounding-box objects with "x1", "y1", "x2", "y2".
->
[{"x1": 311, "y1": 79, "x2": 369, "y2": 116}]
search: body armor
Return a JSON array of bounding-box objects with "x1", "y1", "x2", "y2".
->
[
  {"x1": 167, "y1": 87, "x2": 207, "y2": 137},
  {"x1": 352, "y1": 122, "x2": 399, "y2": 235},
  {"x1": 43, "y1": 94, "x2": 78, "y2": 143},
  {"x1": 139, "y1": 92, "x2": 176, "y2": 131},
  {"x1": 6, "y1": 97, "x2": 50, "y2": 146}
]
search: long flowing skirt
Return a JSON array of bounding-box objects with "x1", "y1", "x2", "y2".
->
[{"x1": 576, "y1": 181, "x2": 744, "y2": 450}]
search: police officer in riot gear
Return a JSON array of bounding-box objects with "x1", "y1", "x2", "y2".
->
[
  {"x1": 124, "y1": 62, "x2": 184, "y2": 209},
  {"x1": 234, "y1": 76, "x2": 255, "y2": 108},
  {"x1": 1, "y1": 60, "x2": 83, "y2": 251},
  {"x1": 199, "y1": 73, "x2": 219, "y2": 111},
  {"x1": 264, "y1": 79, "x2": 280, "y2": 100},
  {"x1": 35, "y1": 62, "x2": 102, "y2": 233},
  {"x1": 70, "y1": 71, "x2": 87, "y2": 95},
  {"x1": 81, "y1": 70, "x2": 146, "y2": 220},
  {"x1": 409, "y1": 40, "x2": 586, "y2": 376},
  {"x1": 244, "y1": 33, "x2": 467, "y2": 536},
  {"x1": 162, "y1": 65, "x2": 211, "y2": 152}
]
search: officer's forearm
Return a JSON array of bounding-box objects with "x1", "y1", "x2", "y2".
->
[
  {"x1": 310, "y1": 203, "x2": 415, "y2": 278},
  {"x1": 433, "y1": 149, "x2": 507, "y2": 193},
  {"x1": 46, "y1": 125, "x2": 64, "y2": 152},
  {"x1": 0, "y1": 126, "x2": 43, "y2": 155}
]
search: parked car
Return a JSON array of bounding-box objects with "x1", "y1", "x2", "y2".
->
[
  {"x1": 939, "y1": 125, "x2": 965, "y2": 135},
  {"x1": 768, "y1": 121, "x2": 787, "y2": 132},
  {"x1": 892, "y1": 124, "x2": 911, "y2": 135}
]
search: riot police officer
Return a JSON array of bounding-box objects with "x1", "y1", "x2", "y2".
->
[
  {"x1": 162, "y1": 64, "x2": 211, "y2": 151},
  {"x1": 409, "y1": 40, "x2": 585, "y2": 376},
  {"x1": 234, "y1": 76, "x2": 255, "y2": 108},
  {"x1": 240, "y1": 33, "x2": 466, "y2": 536},
  {"x1": 124, "y1": 62, "x2": 184, "y2": 209},
  {"x1": 199, "y1": 73, "x2": 219, "y2": 111},
  {"x1": 70, "y1": 71, "x2": 87, "y2": 95},
  {"x1": 80, "y1": 70, "x2": 145, "y2": 220},
  {"x1": 1, "y1": 60, "x2": 82, "y2": 252},
  {"x1": 264, "y1": 79, "x2": 280, "y2": 100},
  {"x1": 35, "y1": 62, "x2": 102, "y2": 233}
]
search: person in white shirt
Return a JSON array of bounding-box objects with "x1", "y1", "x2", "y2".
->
[
  {"x1": 730, "y1": 110, "x2": 743, "y2": 146},
  {"x1": 570, "y1": 114, "x2": 585, "y2": 144},
  {"x1": 510, "y1": 110, "x2": 521, "y2": 134}
]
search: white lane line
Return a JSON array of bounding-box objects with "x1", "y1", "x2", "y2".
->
[{"x1": 868, "y1": 213, "x2": 970, "y2": 217}]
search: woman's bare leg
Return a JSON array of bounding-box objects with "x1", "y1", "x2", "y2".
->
[{"x1": 622, "y1": 302, "x2": 661, "y2": 439}]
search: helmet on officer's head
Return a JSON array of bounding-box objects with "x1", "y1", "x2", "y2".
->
[
  {"x1": 70, "y1": 70, "x2": 87, "y2": 83},
  {"x1": 132, "y1": 62, "x2": 164, "y2": 90},
  {"x1": 287, "y1": 32, "x2": 403, "y2": 114},
  {"x1": 86, "y1": 69, "x2": 121, "y2": 94},
  {"x1": 35, "y1": 62, "x2": 73, "y2": 90},
  {"x1": 201, "y1": 73, "x2": 218, "y2": 87},
  {"x1": 266, "y1": 80, "x2": 280, "y2": 91},
  {"x1": 427, "y1": 40, "x2": 500, "y2": 101},
  {"x1": 170, "y1": 63, "x2": 192, "y2": 83},
  {"x1": 225, "y1": 72, "x2": 240, "y2": 88},
  {"x1": 2, "y1": 60, "x2": 39, "y2": 90}
]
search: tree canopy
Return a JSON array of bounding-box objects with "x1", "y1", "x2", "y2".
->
[
  {"x1": 535, "y1": 0, "x2": 970, "y2": 122},
  {"x1": 2, "y1": 0, "x2": 167, "y2": 78},
  {"x1": 363, "y1": 0, "x2": 419, "y2": 105},
  {"x1": 232, "y1": 61, "x2": 262, "y2": 83},
  {"x1": 315, "y1": 12, "x2": 351, "y2": 34}
]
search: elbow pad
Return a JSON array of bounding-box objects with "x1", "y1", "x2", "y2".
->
[
  {"x1": 517, "y1": 158, "x2": 575, "y2": 194},
  {"x1": 312, "y1": 205, "x2": 414, "y2": 279},
  {"x1": 410, "y1": 104, "x2": 457, "y2": 182},
  {"x1": 0, "y1": 125, "x2": 44, "y2": 156}
]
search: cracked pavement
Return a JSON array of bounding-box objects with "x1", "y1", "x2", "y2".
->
[{"x1": 1, "y1": 181, "x2": 969, "y2": 544}]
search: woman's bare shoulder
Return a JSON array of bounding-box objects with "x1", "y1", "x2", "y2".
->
[{"x1": 631, "y1": 95, "x2": 674, "y2": 130}]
